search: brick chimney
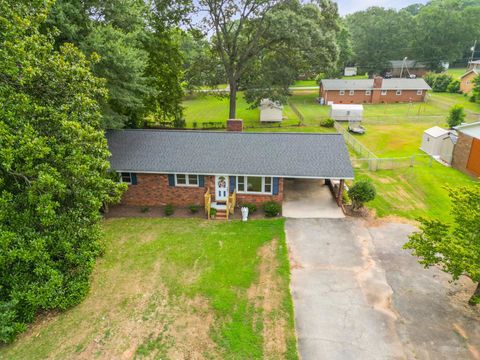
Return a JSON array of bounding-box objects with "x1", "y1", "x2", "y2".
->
[
  {"x1": 373, "y1": 76, "x2": 383, "y2": 88},
  {"x1": 371, "y1": 76, "x2": 383, "y2": 104},
  {"x1": 226, "y1": 119, "x2": 243, "y2": 131}
]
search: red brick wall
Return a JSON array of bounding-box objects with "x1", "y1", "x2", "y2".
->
[
  {"x1": 120, "y1": 174, "x2": 284, "y2": 207},
  {"x1": 320, "y1": 89, "x2": 426, "y2": 104},
  {"x1": 121, "y1": 174, "x2": 207, "y2": 206},
  {"x1": 227, "y1": 119, "x2": 243, "y2": 131},
  {"x1": 236, "y1": 178, "x2": 284, "y2": 205},
  {"x1": 452, "y1": 132, "x2": 474, "y2": 176}
]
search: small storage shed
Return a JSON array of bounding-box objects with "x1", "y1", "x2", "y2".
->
[
  {"x1": 260, "y1": 99, "x2": 283, "y2": 122},
  {"x1": 344, "y1": 67, "x2": 357, "y2": 76},
  {"x1": 421, "y1": 126, "x2": 450, "y2": 157},
  {"x1": 329, "y1": 104, "x2": 363, "y2": 122},
  {"x1": 439, "y1": 133, "x2": 457, "y2": 164}
]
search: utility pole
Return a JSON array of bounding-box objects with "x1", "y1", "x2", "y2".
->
[
  {"x1": 469, "y1": 40, "x2": 477, "y2": 64},
  {"x1": 400, "y1": 57, "x2": 407, "y2": 78}
]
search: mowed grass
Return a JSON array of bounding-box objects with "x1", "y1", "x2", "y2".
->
[
  {"x1": 288, "y1": 91, "x2": 330, "y2": 124},
  {"x1": 291, "y1": 79, "x2": 318, "y2": 87},
  {"x1": 183, "y1": 92, "x2": 301, "y2": 128},
  {"x1": 355, "y1": 163, "x2": 476, "y2": 222},
  {"x1": 0, "y1": 218, "x2": 298, "y2": 360},
  {"x1": 348, "y1": 93, "x2": 480, "y2": 158},
  {"x1": 445, "y1": 67, "x2": 468, "y2": 79},
  {"x1": 349, "y1": 122, "x2": 432, "y2": 157},
  {"x1": 428, "y1": 92, "x2": 480, "y2": 114}
]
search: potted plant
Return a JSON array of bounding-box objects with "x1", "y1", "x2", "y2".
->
[{"x1": 209, "y1": 207, "x2": 217, "y2": 219}]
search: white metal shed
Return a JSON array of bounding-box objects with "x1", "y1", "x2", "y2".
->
[
  {"x1": 421, "y1": 126, "x2": 451, "y2": 157},
  {"x1": 329, "y1": 104, "x2": 363, "y2": 122},
  {"x1": 260, "y1": 99, "x2": 283, "y2": 122},
  {"x1": 344, "y1": 67, "x2": 357, "y2": 76}
]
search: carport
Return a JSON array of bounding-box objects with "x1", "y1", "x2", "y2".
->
[{"x1": 282, "y1": 178, "x2": 346, "y2": 218}]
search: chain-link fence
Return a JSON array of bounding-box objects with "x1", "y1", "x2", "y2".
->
[{"x1": 351, "y1": 154, "x2": 433, "y2": 171}]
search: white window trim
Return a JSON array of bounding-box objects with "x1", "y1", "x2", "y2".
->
[
  {"x1": 175, "y1": 173, "x2": 199, "y2": 187},
  {"x1": 349, "y1": 90, "x2": 355, "y2": 95},
  {"x1": 365, "y1": 90, "x2": 371, "y2": 95},
  {"x1": 236, "y1": 176, "x2": 273, "y2": 195},
  {"x1": 339, "y1": 90, "x2": 345, "y2": 96},
  {"x1": 381, "y1": 90, "x2": 387, "y2": 96},
  {"x1": 119, "y1": 172, "x2": 132, "y2": 185},
  {"x1": 396, "y1": 90, "x2": 402, "y2": 96},
  {"x1": 416, "y1": 90, "x2": 423, "y2": 95}
]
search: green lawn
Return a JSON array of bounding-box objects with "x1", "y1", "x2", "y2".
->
[
  {"x1": 445, "y1": 67, "x2": 468, "y2": 79},
  {"x1": 0, "y1": 218, "x2": 297, "y2": 359},
  {"x1": 288, "y1": 91, "x2": 330, "y2": 124},
  {"x1": 428, "y1": 92, "x2": 480, "y2": 114},
  {"x1": 341, "y1": 73, "x2": 369, "y2": 79},
  {"x1": 291, "y1": 80, "x2": 318, "y2": 87},
  {"x1": 355, "y1": 163, "x2": 476, "y2": 222},
  {"x1": 183, "y1": 92, "x2": 301, "y2": 128}
]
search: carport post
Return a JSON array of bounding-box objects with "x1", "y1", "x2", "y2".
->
[{"x1": 336, "y1": 179, "x2": 345, "y2": 206}]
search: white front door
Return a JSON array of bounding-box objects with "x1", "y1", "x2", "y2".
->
[{"x1": 215, "y1": 175, "x2": 229, "y2": 202}]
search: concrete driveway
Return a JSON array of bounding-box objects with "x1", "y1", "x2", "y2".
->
[
  {"x1": 286, "y1": 218, "x2": 480, "y2": 360},
  {"x1": 282, "y1": 179, "x2": 344, "y2": 219}
]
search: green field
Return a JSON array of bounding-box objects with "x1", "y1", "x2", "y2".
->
[
  {"x1": 183, "y1": 92, "x2": 302, "y2": 128},
  {"x1": 428, "y1": 92, "x2": 480, "y2": 114},
  {"x1": 356, "y1": 163, "x2": 476, "y2": 222},
  {"x1": 0, "y1": 218, "x2": 297, "y2": 359},
  {"x1": 445, "y1": 67, "x2": 468, "y2": 79},
  {"x1": 291, "y1": 80, "x2": 318, "y2": 87}
]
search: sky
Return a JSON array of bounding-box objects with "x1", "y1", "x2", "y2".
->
[{"x1": 335, "y1": 0, "x2": 428, "y2": 15}]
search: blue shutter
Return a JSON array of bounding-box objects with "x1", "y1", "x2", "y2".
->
[
  {"x1": 168, "y1": 174, "x2": 175, "y2": 186},
  {"x1": 131, "y1": 173, "x2": 137, "y2": 185},
  {"x1": 199, "y1": 175, "x2": 205, "y2": 187},
  {"x1": 229, "y1": 176, "x2": 236, "y2": 193},
  {"x1": 272, "y1": 177, "x2": 279, "y2": 195}
]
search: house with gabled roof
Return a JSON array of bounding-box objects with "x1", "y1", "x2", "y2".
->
[
  {"x1": 320, "y1": 77, "x2": 431, "y2": 105},
  {"x1": 460, "y1": 69, "x2": 478, "y2": 94},
  {"x1": 106, "y1": 121, "x2": 354, "y2": 218}
]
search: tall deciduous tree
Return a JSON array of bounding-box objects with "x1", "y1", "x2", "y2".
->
[
  {"x1": 199, "y1": 0, "x2": 341, "y2": 119},
  {"x1": 242, "y1": 1, "x2": 341, "y2": 107},
  {"x1": 404, "y1": 185, "x2": 480, "y2": 305},
  {"x1": 411, "y1": 1, "x2": 469, "y2": 70},
  {"x1": 345, "y1": 7, "x2": 414, "y2": 75},
  {"x1": 0, "y1": 1, "x2": 124, "y2": 342}
]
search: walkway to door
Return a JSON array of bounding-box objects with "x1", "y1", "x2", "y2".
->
[{"x1": 282, "y1": 179, "x2": 344, "y2": 218}]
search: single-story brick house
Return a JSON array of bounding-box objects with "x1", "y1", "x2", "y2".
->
[
  {"x1": 106, "y1": 124, "x2": 354, "y2": 216},
  {"x1": 460, "y1": 69, "x2": 478, "y2": 94},
  {"x1": 320, "y1": 77, "x2": 431, "y2": 104},
  {"x1": 452, "y1": 121, "x2": 480, "y2": 177}
]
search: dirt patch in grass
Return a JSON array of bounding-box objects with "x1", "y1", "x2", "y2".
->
[{"x1": 247, "y1": 238, "x2": 287, "y2": 359}]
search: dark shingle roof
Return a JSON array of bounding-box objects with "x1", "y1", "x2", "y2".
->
[{"x1": 106, "y1": 130, "x2": 354, "y2": 179}]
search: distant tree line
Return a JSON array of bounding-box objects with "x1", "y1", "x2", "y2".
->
[{"x1": 343, "y1": 0, "x2": 480, "y2": 75}]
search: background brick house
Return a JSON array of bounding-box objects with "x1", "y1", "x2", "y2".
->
[
  {"x1": 106, "y1": 128, "x2": 354, "y2": 211},
  {"x1": 320, "y1": 77, "x2": 431, "y2": 104},
  {"x1": 452, "y1": 121, "x2": 480, "y2": 177}
]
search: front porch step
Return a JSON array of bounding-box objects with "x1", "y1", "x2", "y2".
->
[{"x1": 214, "y1": 209, "x2": 228, "y2": 220}]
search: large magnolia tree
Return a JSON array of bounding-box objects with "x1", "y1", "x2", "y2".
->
[{"x1": 0, "y1": 1, "x2": 124, "y2": 342}]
